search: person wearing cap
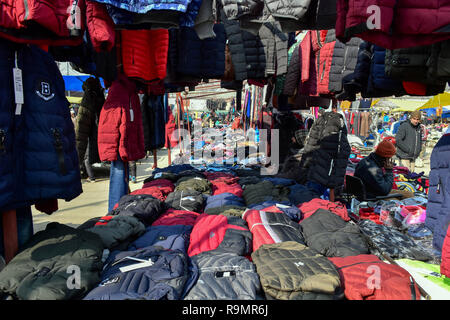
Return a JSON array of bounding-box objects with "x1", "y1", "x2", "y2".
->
[
  {"x1": 354, "y1": 140, "x2": 397, "y2": 198},
  {"x1": 395, "y1": 110, "x2": 423, "y2": 172}
]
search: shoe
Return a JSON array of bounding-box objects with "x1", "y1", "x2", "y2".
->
[
  {"x1": 86, "y1": 177, "x2": 96, "y2": 183},
  {"x1": 131, "y1": 176, "x2": 137, "y2": 183}
]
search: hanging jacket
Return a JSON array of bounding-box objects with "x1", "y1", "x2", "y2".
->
[
  {"x1": 75, "y1": 77, "x2": 104, "y2": 165},
  {"x1": 86, "y1": 0, "x2": 116, "y2": 52},
  {"x1": 395, "y1": 120, "x2": 423, "y2": 160},
  {"x1": 141, "y1": 94, "x2": 166, "y2": 151},
  {"x1": 328, "y1": 37, "x2": 363, "y2": 95},
  {"x1": 425, "y1": 132, "x2": 450, "y2": 253},
  {"x1": 97, "y1": 74, "x2": 145, "y2": 162},
  {"x1": 302, "y1": 112, "x2": 351, "y2": 189},
  {"x1": 177, "y1": 24, "x2": 226, "y2": 79},
  {"x1": 121, "y1": 29, "x2": 169, "y2": 82},
  {"x1": 428, "y1": 39, "x2": 450, "y2": 82},
  {"x1": 0, "y1": 39, "x2": 82, "y2": 212},
  {"x1": 335, "y1": 0, "x2": 450, "y2": 50},
  {"x1": 329, "y1": 254, "x2": 421, "y2": 300},
  {"x1": 316, "y1": 29, "x2": 337, "y2": 96},
  {"x1": 441, "y1": 225, "x2": 450, "y2": 278}
]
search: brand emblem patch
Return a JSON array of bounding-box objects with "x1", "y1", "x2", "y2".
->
[{"x1": 36, "y1": 81, "x2": 55, "y2": 101}]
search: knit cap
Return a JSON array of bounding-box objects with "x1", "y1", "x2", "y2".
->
[{"x1": 375, "y1": 140, "x2": 396, "y2": 158}]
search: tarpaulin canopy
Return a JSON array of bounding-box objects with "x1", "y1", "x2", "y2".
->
[
  {"x1": 389, "y1": 99, "x2": 427, "y2": 112},
  {"x1": 417, "y1": 92, "x2": 450, "y2": 110},
  {"x1": 63, "y1": 76, "x2": 104, "y2": 92},
  {"x1": 67, "y1": 96, "x2": 82, "y2": 104}
]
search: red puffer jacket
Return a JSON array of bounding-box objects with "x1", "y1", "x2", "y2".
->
[
  {"x1": 121, "y1": 29, "x2": 169, "y2": 82},
  {"x1": 97, "y1": 74, "x2": 145, "y2": 162},
  {"x1": 0, "y1": 0, "x2": 114, "y2": 48},
  {"x1": 329, "y1": 254, "x2": 421, "y2": 300},
  {"x1": 298, "y1": 198, "x2": 350, "y2": 222},
  {"x1": 336, "y1": 0, "x2": 450, "y2": 49},
  {"x1": 441, "y1": 224, "x2": 450, "y2": 277},
  {"x1": 316, "y1": 31, "x2": 337, "y2": 96}
]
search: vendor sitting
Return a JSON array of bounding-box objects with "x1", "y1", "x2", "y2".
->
[{"x1": 354, "y1": 140, "x2": 396, "y2": 198}]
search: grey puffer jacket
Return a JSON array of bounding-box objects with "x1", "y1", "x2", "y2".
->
[
  {"x1": 395, "y1": 120, "x2": 423, "y2": 160},
  {"x1": 328, "y1": 37, "x2": 363, "y2": 94},
  {"x1": 184, "y1": 252, "x2": 262, "y2": 300}
]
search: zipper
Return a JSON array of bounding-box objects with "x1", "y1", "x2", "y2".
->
[
  {"x1": 336, "y1": 260, "x2": 384, "y2": 270},
  {"x1": 0, "y1": 129, "x2": 5, "y2": 153},
  {"x1": 52, "y1": 128, "x2": 67, "y2": 175},
  {"x1": 341, "y1": 46, "x2": 349, "y2": 74}
]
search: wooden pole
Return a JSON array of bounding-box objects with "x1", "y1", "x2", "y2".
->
[{"x1": 2, "y1": 209, "x2": 18, "y2": 263}]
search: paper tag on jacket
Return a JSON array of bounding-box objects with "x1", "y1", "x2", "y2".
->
[
  {"x1": 130, "y1": 108, "x2": 134, "y2": 122},
  {"x1": 13, "y1": 67, "x2": 24, "y2": 115}
]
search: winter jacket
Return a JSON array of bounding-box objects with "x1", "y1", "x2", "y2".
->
[
  {"x1": 143, "y1": 179, "x2": 175, "y2": 192},
  {"x1": 299, "y1": 111, "x2": 351, "y2": 188},
  {"x1": 395, "y1": 120, "x2": 423, "y2": 160},
  {"x1": 109, "y1": 194, "x2": 166, "y2": 227},
  {"x1": 86, "y1": 0, "x2": 116, "y2": 52},
  {"x1": 0, "y1": 223, "x2": 103, "y2": 300},
  {"x1": 329, "y1": 254, "x2": 421, "y2": 300},
  {"x1": 188, "y1": 214, "x2": 252, "y2": 257},
  {"x1": 121, "y1": 29, "x2": 169, "y2": 82},
  {"x1": 211, "y1": 181, "x2": 243, "y2": 197},
  {"x1": 251, "y1": 241, "x2": 343, "y2": 300},
  {"x1": 300, "y1": 209, "x2": 369, "y2": 258},
  {"x1": 75, "y1": 77, "x2": 104, "y2": 165},
  {"x1": 79, "y1": 215, "x2": 146, "y2": 251},
  {"x1": 177, "y1": 24, "x2": 226, "y2": 79},
  {"x1": 184, "y1": 252, "x2": 262, "y2": 300},
  {"x1": 175, "y1": 177, "x2": 213, "y2": 195},
  {"x1": 0, "y1": 39, "x2": 82, "y2": 212},
  {"x1": 129, "y1": 186, "x2": 171, "y2": 202},
  {"x1": 141, "y1": 94, "x2": 166, "y2": 151},
  {"x1": 165, "y1": 189, "x2": 205, "y2": 213},
  {"x1": 335, "y1": 0, "x2": 450, "y2": 50},
  {"x1": 298, "y1": 199, "x2": 350, "y2": 222},
  {"x1": 97, "y1": 74, "x2": 145, "y2": 162},
  {"x1": 242, "y1": 180, "x2": 290, "y2": 207},
  {"x1": 204, "y1": 193, "x2": 246, "y2": 213},
  {"x1": 83, "y1": 245, "x2": 198, "y2": 300},
  {"x1": 425, "y1": 132, "x2": 450, "y2": 253},
  {"x1": 428, "y1": 39, "x2": 450, "y2": 82},
  {"x1": 0, "y1": 0, "x2": 83, "y2": 46},
  {"x1": 441, "y1": 225, "x2": 450, "y2": 278},
  {"x1": 328, "y1": 37, "x2": 363, "y2": 94},
  {"x1": 248, "y1": 201, "x2": 302, "y2": 222},
  {"x1": 258, "y1": 21, "x2": 289, "y2": 77},
  {"x1": 283, "y1": 43, "x2": 301, "y2": 96},
  {"x1": 243, "y1": 209, "x2": 305, "y2": 252},
  {"x1": 354, "y1": 153, "x2": 394, "y2": 198},
  {"x1": 287, "y1": 184, "x2": 320, "y2": 206},
  {"x1": 152, "y1": 208, "x2": 200, "y2": 227},
  {"x1": 358, "y1": 219, "x2": 433, "y2": 261},
  {"x1": 316, "y1": 30, "x2": 337, "y2": 96},
  {"x1": 127, "y1": 224, "x2": 193, "y2": 252}
]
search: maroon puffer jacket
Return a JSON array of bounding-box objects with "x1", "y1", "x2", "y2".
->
[
  {"x1": 97, "y1": 75, "x2": 145, "y2": 162},
  {"x1": 336, "y1": 0, "x2": 450, "y2": 49}
]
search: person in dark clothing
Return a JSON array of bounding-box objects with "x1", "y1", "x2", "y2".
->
[
  {"x1": 354, "y1": 140, "x2": 397, "y2": 198},
  {"x1": 395, "y1": 110, "x2": 423, "y2": 173},
  {"x1": 129, "y1": 161, "x2": 137, "y2": 183}
]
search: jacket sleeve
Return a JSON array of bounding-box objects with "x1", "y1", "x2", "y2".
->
[
  {"x1": 97, "y1": 104, "x2": 121, "y2": 162},
  {"x1": 395, "y1": 123, "x2": 407, "y2": 153},
  {"x1": 363, "y1": 166, "x2": 394, "y2": 196},
  {"x1": 75, "y1": 106, "x2": 93, "y2": 164}
]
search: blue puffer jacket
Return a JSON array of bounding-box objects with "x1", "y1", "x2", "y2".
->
[
  {"x1": 0, "y1": 39, "x2": 82, "y2": 212},
  {"x1": 204, "y1": 193, "x2": 245, "y2": 212},
  {"x1": 425, "y1": 132, "x2": 450, "y2": 252},
  {"x1": 127, "y1": 225, "x2": 193, "y2": 252},
  {"x1": 94, "y1": 0, "x2": 192, "y2": 12},
  {"x1": 177, "y1": 24, "x2": 226, "y2": 79}
]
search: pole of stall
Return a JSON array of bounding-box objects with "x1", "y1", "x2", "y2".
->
[{"x1": 2, "y1": 209, "x2": 18, "y2": 263}]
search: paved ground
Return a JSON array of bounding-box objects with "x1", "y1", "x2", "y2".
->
[
  {"x1": 31, "y1": 145, "x2": 433, "y2": 234},
  {"x1": 32, "y1": 148, "x2": 170, "y2": 233}
]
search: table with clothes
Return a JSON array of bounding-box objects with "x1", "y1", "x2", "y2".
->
[{"x1": 0, "y1": 162, "x2": 448, "y2": 301}]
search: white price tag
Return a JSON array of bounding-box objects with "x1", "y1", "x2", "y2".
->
[
  {"x1": 13, "y1": 68, "x2": 24, "y2": 104},
  {"x1": 130, "y1": 108, "x2": 134, "y2": 122}
]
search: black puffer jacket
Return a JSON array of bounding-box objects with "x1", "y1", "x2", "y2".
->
[
  {"x1": 298, "y1": 112, "x2": 351, "y2": 188},
  {"x1": 395, "y1": 120, "x2": 423, "y2": 160},
  {"x1": 300, "y1": 209, "x2": 369, "y2": 257},
  {"x1": 75, "y1": 77, "x2": 104, "y2": 165},
  {"x1": 109, "y1": 194, "x2": 166, "y2": 227}
]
